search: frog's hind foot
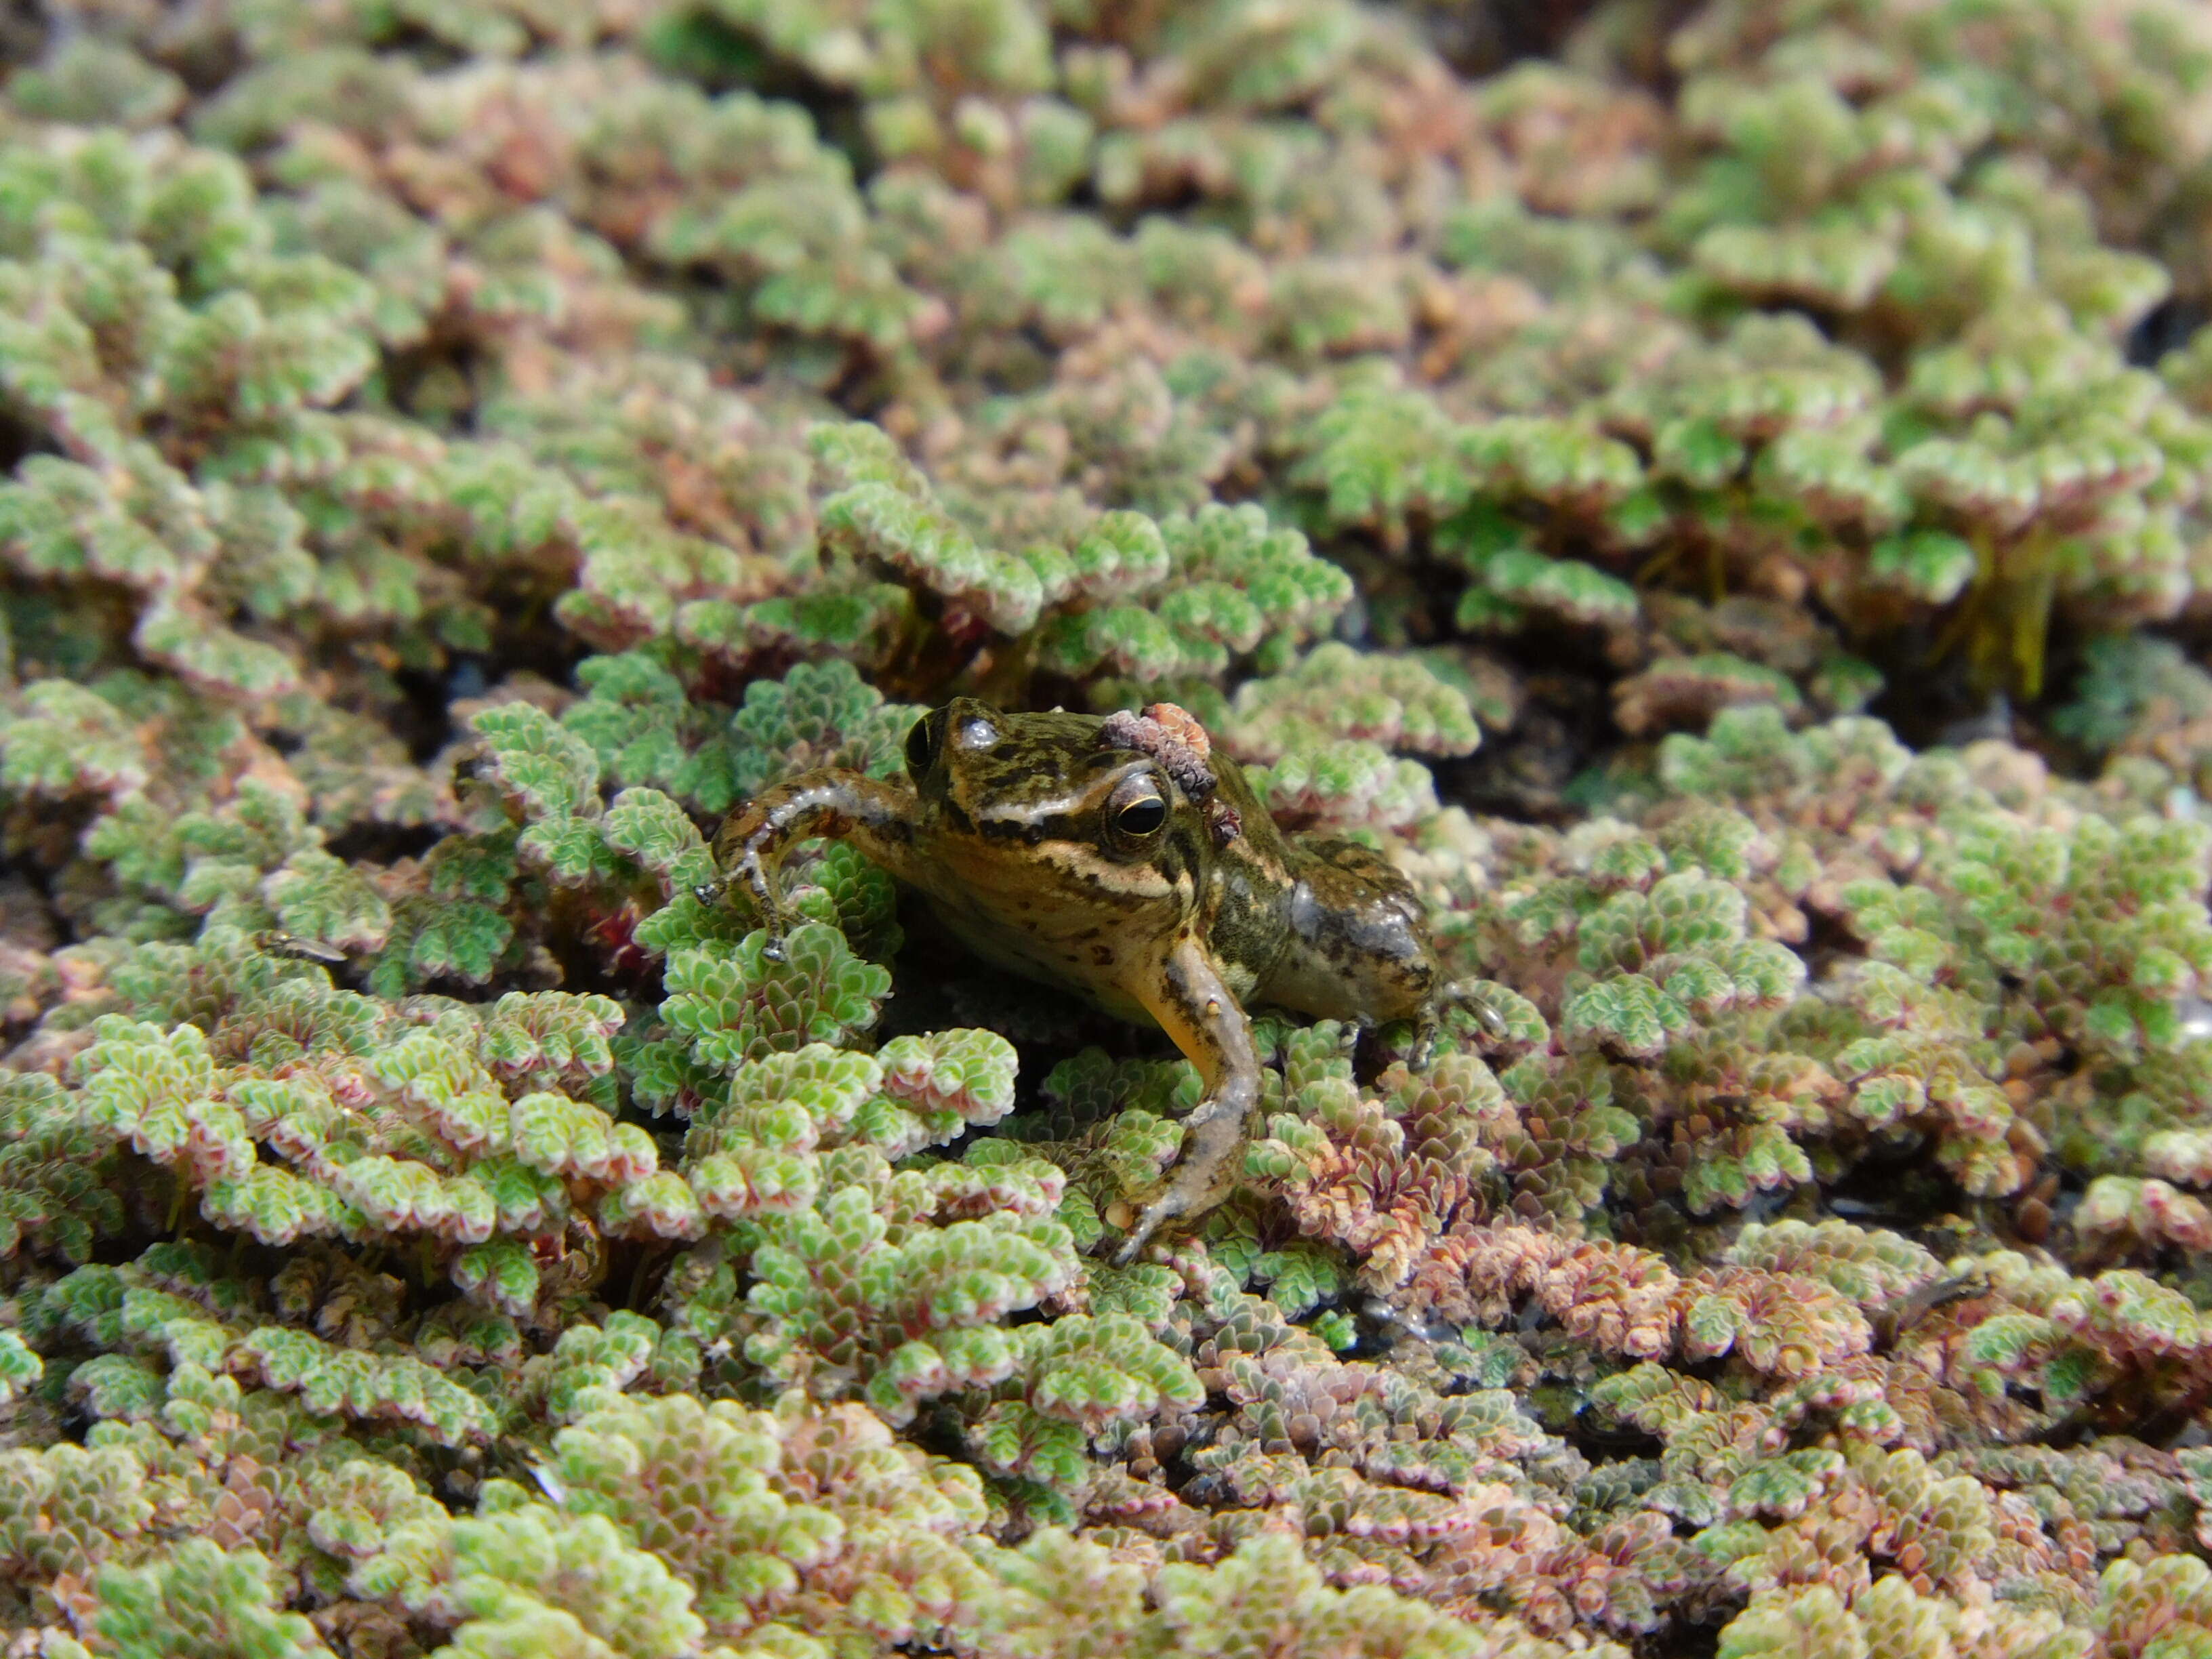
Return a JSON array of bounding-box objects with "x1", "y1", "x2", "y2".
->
[
  {"x1": 1433, "y1": 979, "x2": 1512, "y2": 1042},
  {"x1": 1405, "y1": 1011, "x2": 1440, "y2": 1073}
]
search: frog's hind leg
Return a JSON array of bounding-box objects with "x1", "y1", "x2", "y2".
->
[
  {"x1": 1115, "y1": 932, "x2": 1263, "y2": 1264},
  {"x1": 709, "y1": 771, "x2": 924, "y2": 955}
]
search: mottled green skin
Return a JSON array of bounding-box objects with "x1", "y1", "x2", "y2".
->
[{"x1": 712, "y1": 697, "x2": 1442, "y2": 1257}]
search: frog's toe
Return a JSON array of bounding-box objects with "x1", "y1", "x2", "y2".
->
[
  {"x1": 1115, "y1": 1160, "x2": 1216, "y2": 1263},
  {"x1": 1439, "y1": 979, "x2": 1512, "y2": 1040},
  {"x1": 1113, "y1": 1194, "x2": 1184, "y2": 1265}
]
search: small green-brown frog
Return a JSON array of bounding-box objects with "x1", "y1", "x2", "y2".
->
[{"x1": 712, "y1": 698, "x2": 1452, "y2": 1261}]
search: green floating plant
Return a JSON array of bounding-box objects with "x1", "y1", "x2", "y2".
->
[{"x1": 0, "y1": 1, "x2": 2211, "y2": 1654}]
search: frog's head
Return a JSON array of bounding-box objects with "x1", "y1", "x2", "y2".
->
[{"x1": 898, "y1": 697, "x2": 1202, "y2": 915}]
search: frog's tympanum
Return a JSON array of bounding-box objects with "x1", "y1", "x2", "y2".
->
[{"x1": 712, "y1": 698, "x2": 1447, "y2": 1261}]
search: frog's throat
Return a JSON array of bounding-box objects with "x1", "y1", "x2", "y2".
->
[{"x1": 912, "y1": 886, "x2": 1163, "y2": 1025}]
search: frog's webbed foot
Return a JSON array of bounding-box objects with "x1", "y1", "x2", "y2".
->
[
  {"x1": 708, "y1": 771, "x2": 922, "y2": 960},
  {"x1": 1407, "y1": 1009, "x2": 1440, "y2": 1073},
  {"x1": 1115, "y1": 934, "x2": 1262, "y2": 1265},
  {"x1": 1390, "y1": 981, "x2": 1513, "y2": 1073},
  {"x1": 1433, "y1": 979, "x2": 1512, "y2": 1041}
]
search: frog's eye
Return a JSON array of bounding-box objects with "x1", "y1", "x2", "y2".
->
[
  {"x1": 1114, "y1": 794, "x2": 1168, "y2": 837},
  {"x1": 905, "y1": 712, "x2": 942, "y2": 776}
]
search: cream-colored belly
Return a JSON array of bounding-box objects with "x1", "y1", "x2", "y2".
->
[{"x1": 917, "y1": 887, "x2": 1161, "y2": 1026}]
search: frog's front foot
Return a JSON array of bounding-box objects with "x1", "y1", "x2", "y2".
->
[
  {"x1": 1118, "y1": 937, "x2": 1263, "y2": 1263},
  {"x1": 694, "y1": 855, "x2": 790, "y2": 959},
  {"x1": 1115, "y1": 1106, "x2": 1238, "y2": 1274},
  {"x1": 1115, "y1": 1192, "x2": 1185, "y2": 1266},
  {"x1": 708, "y1": 771, "x2": 921, "y2": 962},
  {"x1": 729, "y1": 848, "x2": 794, "y2": 958},
  {"x1": 1114, "y1": 1089, "x2": 1252, "y2": 1263}
]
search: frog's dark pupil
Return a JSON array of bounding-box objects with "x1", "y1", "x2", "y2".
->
[
  {"x1": 1118, "y1": 797, "x2": 1167, "y2": 836},
  {"x1": 905, "y1": 715, "x2": 938, "y2": 774}
]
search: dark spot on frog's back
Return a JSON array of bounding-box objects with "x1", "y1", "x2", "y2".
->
[
  {"x1": 1091, "y1": 943, "x2": 1115, "y2": 966},
  {"x1": 1312, "y1": 836, "x2": 1413, "y2": 888}
]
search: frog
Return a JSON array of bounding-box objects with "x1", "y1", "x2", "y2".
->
[{"x1": 710, "y1": 697, "x2": 1467, "y2": 1263}]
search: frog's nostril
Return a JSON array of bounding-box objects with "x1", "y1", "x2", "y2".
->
[{"x1": 956, "y1": 715, "x2": 999, "y2": 750}]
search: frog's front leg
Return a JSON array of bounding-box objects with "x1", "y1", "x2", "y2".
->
[
  {"x1": 708, "y1": 771, "x2": 924, "y2": 955},
  {"x1": 1115, "y1": 932, "x2": 1263, "y2": 1264}
]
